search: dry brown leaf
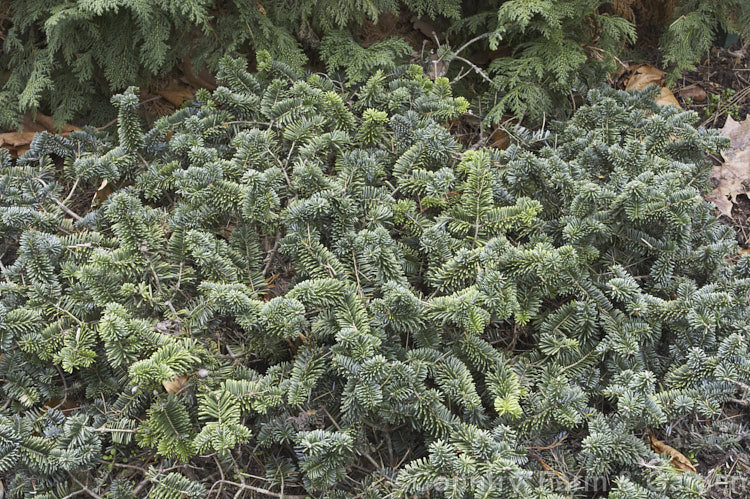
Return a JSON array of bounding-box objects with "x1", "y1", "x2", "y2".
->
[
  {"x1": 624, "y1": 64, "x2": 680, "y2": 108},
  {"x1": 0, "y1": 131, "x2": 36, "y2": 157},
  {"x1": 426, "y1": 53, "x2": 447, "y2": 80},
  {"x1": 706, "y1": 191, "x2": 736, "y2": 219},
  {"x1": 162, "y1": 375, "x2": 189, "y2": 394},
  {"x1": 411, "y1": 16, "x2": 440, "y2": 39},
  {"x1": 179, "y1": 57, "x2": 217, "y2": 90},
  {"x1": 655, "y1": 87, "x2": 680, "y2": 107},
  {"x1": 709, "y1": 148, "x2": 750, "y2": 218},
  {"x1": 719, "y1": 115, "x2": 750, "y2": 159},
  {"x1": 19, "y1": 115, "x2": 48, "y2": 133},
  {"x1": 649, "y1": 429, "x2": 697, "y2": 473},
  {"x1": 21, "y1": 112, "x2": 80, "y2": 134},
  {"x1": 708, "y1": 116, "x2": 750, "y2": 218},
  {"x1": 92, "y1": 179, "x2": 113, "y2": 205},
  {"x1": 0, "y1": 131, "x2": 36, "y2": 147},
  {"x1": 678, "y1": 85, "x2": 707, "y2": 103},
  {"x1": 156, "y1": 82, "x2": 194, "y2": 107},
  {"x1": 2, "y1": 112, "x2": 80, "y2": 157},
  {"x1": 488, "y1": 127, "x2": 510, "y2": 150}
]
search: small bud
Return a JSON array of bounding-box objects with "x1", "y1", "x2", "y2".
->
[
  {"x1": 197, "y1": 368, "x2": 209, "y2": 378},
  {"x1": 131, "y1": 385, "x2": 139, "y2": 394}
]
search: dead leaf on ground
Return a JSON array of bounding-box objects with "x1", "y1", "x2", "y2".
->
[
  {"x1": 654, "y1": 88, "x2": 680, "y2": 107},
  {"x1": 718, "y1": 115, "x2": 750, "y2": 157},
  {"x1": 708, "y1": 115, "x2": 750, "y2": 218},
  {"x1": 162, "y1": 375, "x2": 189, "y2": 394},
  {"x1": 426, "y1": 52, "x2": 447, "y2": 80},
  {"x1": 649, "y1": 429, "x2": 697, "y2": 473},
  {"x1": 624, "y1": 64, "x2": 680, "y2": 108},
  {"x1": 92, "y1": 179, "x2": 113, "y2": 205},
  {"x1": 488, "y1": 126, "x2": 510, "y2": 150},
  {"x1": 0, "y1": 131, "x2": 36, "y2": 157},
  {"x1": 21, "y1": 112, "x2": 80, "y2": 134},
  {"x1": 411, "y1": 16, "x2": 440, "y2": 39},
  {"x1": 1, "y1": 111, "x2": 81, "y2": 157},
  {"x1": 156, "y1": 81, "x2": 194, "y2": 107},
  {"x1": 678, "y1": 85, "x2": 707, "y2": 103}
]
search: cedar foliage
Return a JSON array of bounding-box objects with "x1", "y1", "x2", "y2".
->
[
  {"x1": 660, "y1": 0, "x2": 750, "y2": 79},
  {"x1": 1, "y1": 0, "x2": 745, "y2": 129},
  {"x1": 1, "y1": 55, "x2": 749, "y2": 497},
  {"x1": 0, "y1": 0, "x2": 459, "y2": 127}
]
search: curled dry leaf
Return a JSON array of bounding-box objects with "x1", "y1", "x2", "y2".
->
[
  {"x1": 708, "y1": 115, "x2": 750, "y2": 218},
  {"x1": 156, "y1": 80, "x2": 195, "y2": 107},
  {"x1": 678, "y1": 85, "x2": 707, "y2": 103},
  {"x1": 624, "y1": 64, "x2": 680, "y2": 108},
  {"x1": 648, "y1": 429, "x2": 697, "y2": 473},
  {"x1": 92, "y1": 179, "x2": 113, "y2": 205},
  {"x1": 488, "y1": 126, "x2": 510, "y2": 150},
  {"x1": 162, "y1": 375, "x2": 189, "y2": 394},
  {"x1": 0, "y1": 132, "x2": 36, "y2": 157},
  {"x1": 426, "y1": 53, "x2": 448, "y2": 80}
]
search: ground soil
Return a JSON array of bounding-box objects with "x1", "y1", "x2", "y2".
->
[{"x1": 678, "y1": 43, "x2": 750, "y2": 127}]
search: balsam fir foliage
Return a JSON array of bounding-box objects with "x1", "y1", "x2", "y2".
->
[{"x1": 1, "y1": 55, "x2": 749, "y2": 497}]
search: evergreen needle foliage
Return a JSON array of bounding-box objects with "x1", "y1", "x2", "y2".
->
[
  {"x1": 4, "y1": 1, "x2": 744, "y2": 130},
  {"x1": 1, "y1": 55, "x2": 749, "y2": 497},
  {"x1": 0, "y1": 0, "x2": 460, "y2": 128},
  {"x1": 660, "y1": 0, "x2": 750, "y2": 79}
]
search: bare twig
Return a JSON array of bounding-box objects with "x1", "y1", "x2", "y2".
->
[
  {"x1": 212, "y1": 480, "x2": 307, "y2": 499},
  {"x1": 67, "y1": 474, "x2": 104, "y2": 499},
  {"x1": 452, "y1": 55, "x2": 493, "y2": 84},
  {"x1": 91, "y1": 427, "x2": 137, "y2": 433},
  {"x1": 453, "y1": 32, "x2": 491, "y2": 58},
  {"x1": 263, "y1": 233, "x2": 281, "y2": 276}
]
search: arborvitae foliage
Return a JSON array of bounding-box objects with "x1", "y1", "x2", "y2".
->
[
  {"x1": 660, "y1": 0, "x2": 750, "y2": 79},
  {"x1": 452, "y1": 0, "x2": 636, "y2": 124},
  {"x1": 3, "y1": 1, "x2": 743, "y2": 129},
  {"x1": 1, "y1": 56, "x2": 749, "y2": 497},
  {"x1": 0, "y1": 0, "x2": 461, "y2": 127}
]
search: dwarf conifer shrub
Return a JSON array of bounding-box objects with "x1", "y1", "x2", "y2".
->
[{"x1": 1, "y1": 55, "x2": 748, "y2": 497}]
